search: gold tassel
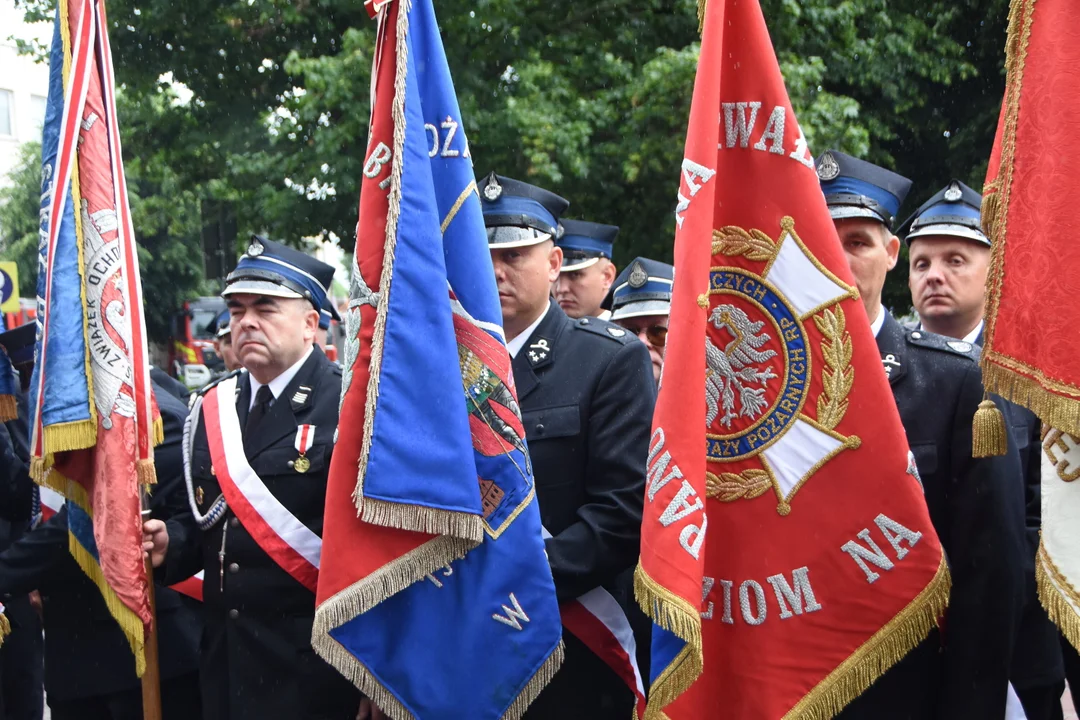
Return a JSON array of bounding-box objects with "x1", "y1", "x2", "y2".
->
[
  {"x1": 0, "y1": 610, "x2": 10, "y2": 647},
  {"x1": 136, "y1": 459, "x2": 158, "y2": 487},
  {"x1": 972, "y1": 397, "x2": 1008, "y2": 457},
  {"x1": 0, "y1": 394, "x2": 17, "y2": 423}
]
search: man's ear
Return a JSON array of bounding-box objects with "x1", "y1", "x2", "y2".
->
[
  {"x1": 548, "y1": 244, "x2": 563, "y2": 283},
  {"x1": 885, "y1": 233, "x2": 901, "y2": 271},
  {"x1": 602, "y1": 260, "x2": 617, "y2": 289}
]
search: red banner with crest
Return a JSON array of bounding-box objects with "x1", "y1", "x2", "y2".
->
[{"x1": 634, "y1": 1, "x2": 949, "y2": 717}]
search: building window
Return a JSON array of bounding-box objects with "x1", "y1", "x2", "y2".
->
[
  {"x1": 0, "y1": 90, "x2": 13, "y2": 137},
  {"x1": 31, "y1": 94, "x2": 47, "y2": 135}
]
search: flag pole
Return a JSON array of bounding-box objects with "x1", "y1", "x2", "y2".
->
[{"x1": 140, "y1": 502, "x2": 162, "y2": 720}]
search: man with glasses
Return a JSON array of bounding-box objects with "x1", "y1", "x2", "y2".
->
[
  {"x1": 555, "y1": 220, "x2": 619, "y2": 320},
  {"x1": 481, "y1": 172, "x2": 655, "y2": 719},
  {"x1": 609, "y1": 257, "x2": 673, "y2": 386}
]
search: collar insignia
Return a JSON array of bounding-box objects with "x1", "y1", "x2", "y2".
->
[
  {"x1": 947, "y1": 340, "x2": 972, "y2": 353},
  {"x1": 881, "y1": 353, "x2": 901, "y2": 377},
  {"x1": 607, "y1": 327, "x2": 626, "y2": 338},
  {"x1": 816, "y1": 152, "x2": 840, "y2": 181}
]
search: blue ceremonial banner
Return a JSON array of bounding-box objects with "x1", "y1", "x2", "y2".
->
[
  {"x1": 313, "y1": 0, "x2": 563, "y2": 716},
  {"x1": 29, "y1": 4, "x2": 96, "y2": 459}
]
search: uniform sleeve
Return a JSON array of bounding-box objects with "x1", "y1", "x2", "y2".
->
[
  {"x1": 0, "y1": 406, "x2": 35, "y2": 524},
  {"x1": 545, "y1": 340, "x2": 656, "y2": 601},
  {"x1": 0, "y1": 508, "x2": 70, "y2": 596},
  {"x1": 156, "y1": 391, "x2": 204, "y2": 587},
  {"x1": 938, "y1": 363, "x2": 1027, "y2": 718}
]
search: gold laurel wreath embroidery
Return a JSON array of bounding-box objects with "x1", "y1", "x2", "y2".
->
[
  {"x1": 814, "y1": 306, "x2": 854, "y2": 430},
  {"x1": 712, "y1": 226, "x2": 777, "y2": 262},
  {"x1": 705, "y1": 469, "x2": 771, "y2": 502}
]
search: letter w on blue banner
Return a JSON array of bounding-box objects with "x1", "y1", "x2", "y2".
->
[{"x1": 312, "y1": 0, "x2": 563, "y2": 717}]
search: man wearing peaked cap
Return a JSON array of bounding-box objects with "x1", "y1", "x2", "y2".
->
[
  {"x1": 209, "y1": 308, "x2": 242, "y2": 373},
  {"x1": 610, "y1": 257, "x2": 673, "y2": 385},
  {"x1": 143, "y1": 235, "x2": 361, "y2": 720},
  {"x1": 555, "y1": 219, "x2": 619, "y2": 320},
  {"x1": 904, "y1": 181, "x2": 1067, "y2": 720},
  {"x1": 481, "y1": 172, "x2": 656, "y2": 720},
  {"x1": 818, "y1": 151, "x2": 1028, "y2": 720}
]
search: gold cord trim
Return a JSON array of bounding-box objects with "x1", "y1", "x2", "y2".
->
[
  {"x1": 0, "y1": 610, "x2": 10, "y2": 646},
  {"x1": 982, "y1": 360, "x2": 1080, "y2": 437},
  {"x1": 783, "y1": 552, "x2": 951, "y2": 719},
  {"x1": 1036, "y1": 541, "x2": 1080, "y2": 651},
  {"x1": 633, "y1": 563, "x2": 703, "y2": 716}
]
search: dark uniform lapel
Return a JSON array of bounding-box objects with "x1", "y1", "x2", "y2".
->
[
  {"x1": 244, "y1": 347, "x2": 328, "y2": 457},
  {"x1": 235, "y1": 373, "x2": 253, "y2": 429},
  {"x1": 511, "y1": 301, "x2": 565, "y2": 403},
  {"x1": 875, "y1": 313, "x2": 907, "y2": 387}
]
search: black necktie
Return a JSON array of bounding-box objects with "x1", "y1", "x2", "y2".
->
[{"x1": 246, "y1": 385, "x2": 274, "y2": 436}]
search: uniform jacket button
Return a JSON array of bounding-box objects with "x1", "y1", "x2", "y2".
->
[
  {"x1": 535, "y1": 423, "x2": 545, "y2": 435},
  {"x1": 228, "y1": 563, "x2": 239, "y2": 574},
  {"x1": 229, "y1": 517, "x2": 240, "y2": 529},
  {"x1": 228, "y1": 609, "x2": 239, "y2": 620}
]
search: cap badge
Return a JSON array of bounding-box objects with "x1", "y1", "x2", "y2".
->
[
  {"x1": 482, "y1": 175, "x2": 503, "y2": 202},
  {"x1": 628, "y1": 262, "x2": 648, "y2": 289},
  {"x1": 247, "y1": 238, "x2": 264, "y2": 257},
  {"x1": 943, "y1": 182, "x2": 963, "y2": 202},
  {"x1": 816, "y1": 152, "x2": 840, "y2": 181}
]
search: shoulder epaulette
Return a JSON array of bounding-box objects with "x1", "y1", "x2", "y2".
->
[
  {"x1": 573, "y1": 316, "x2": 636, "y2": 345},
  {"x1": 197, "y1": 368, "x2": 243, "y2": 396},
  {"x1": 905, "y1": 329, "x2": 980, "y2": 362}
]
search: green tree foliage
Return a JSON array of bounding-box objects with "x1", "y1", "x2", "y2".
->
[{"x1": 8, "y1": 0, "x2": 1011, "y2": 317}]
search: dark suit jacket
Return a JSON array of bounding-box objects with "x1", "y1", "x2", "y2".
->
[
  {"x1": 513, "y1": 302, "x2": 656, "y2": 720},
  {"x1": 840, "y1": 315, "x2": 1027, "y2": 719},
  {"x1": 0, "y1": 382, "x2": 202, "y2": 703},
  {"x1": 162, "y1": 347, "x2": 360, "y2": 720}
]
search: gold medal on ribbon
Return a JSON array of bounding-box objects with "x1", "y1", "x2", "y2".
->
[
  {"x1": 293, "y1": 424, "x2": 316, "y2": 475},
  {"x1": 196, "y1": 486, "x2": 205, "y2": 505}
]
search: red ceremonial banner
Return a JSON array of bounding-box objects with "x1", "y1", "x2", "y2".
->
[
  {"x1": 635, "y1": 1, "x2": 949, "y2": 717},
  {"x1": 981, "y1": 0, "x2": 1080, "y2": 436},
  {"x1": 981, "y1": 0, "x2": 1080, "y2": 652}
]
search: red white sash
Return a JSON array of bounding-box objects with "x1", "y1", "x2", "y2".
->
[
  {"x1": 541, "y1": 528, "x2": 645, "y2": 718},
  {"x1": 40, "y1": 487, "x2": 206, "y2": 601},
  {"x1": 202, "y1": 377, "x2": 322, "y2": 593}
]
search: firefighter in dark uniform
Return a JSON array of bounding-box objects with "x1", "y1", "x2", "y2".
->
[
  {"x1": 816, "y1": 151, "x2": 1028, "y2": 719},
  {"x1": 903, "y1": 181, "x2": 1066, "y2": 719},
  {"x1": 480, "y1": 173, "x2": 656, "y2": 720},
  {"x1": 143, "y1": 237, "x2": 361, "y2": 720},
  {"x1": 0, "y1": 377, "x2": 202, "y2": 720},
  {"x1": 609, "y1": 257, "x2": 675, "y2": 386},
  {"x1": 554, "y1": 219, "x2": 619, "y2": 320}
]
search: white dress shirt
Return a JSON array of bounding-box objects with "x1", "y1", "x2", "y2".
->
[
  {"x1": 870, "y1": 304, "x2": 887, "y2": 339},
  {"x1": 506, "y1": 304, "x2": 551, "y2": 359},
  {"x1": 248, "y1": 346, "x2": 314, "y2": 409}
]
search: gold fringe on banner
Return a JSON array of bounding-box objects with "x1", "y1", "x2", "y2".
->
[
  {"x1": 0, "y1": 610, "x2": 10, "y2": 646},
  {"x1": 784, "y1": 553, "x2": 952, "y2": 720},
  {"x1": 0, "y1": 395, "x2": 17, "y2": 424},
  {"x1": 634, "y1": 564, "x2": 703, "y2": 718},
  {"x1": 136, "y1": 459, "x2": 157, "y2": 487},
  {"x1": 1036, "y1": 542, "x2": 1080, "y2": 651},
  {"x1": 360, "y1": 498, "x2": 484, "y2": 544},
  {"x1": 972, "y1": 397, "x2": 1008, "y2": 457},
  {"x1": 697, "y1": 0, "x2": 708, "y2": 33},
  {"x1": 983, "y1": 361, "x2": 1080, "y2": 438},
  {"x1": 42, "y1": 419, "x2": 97, "y2": 455}
]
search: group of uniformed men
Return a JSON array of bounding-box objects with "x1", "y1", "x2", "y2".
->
[{"x1": 0, "y1": 152, "x2": 1076, "y2": 720}]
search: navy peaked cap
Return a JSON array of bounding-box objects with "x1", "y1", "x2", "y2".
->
[
  {"x1": 0, "y1": 322, "x2": 38, "y2": 366},
  {"x1": 816, "y1": 150, "x2": 912, "y2": 227},
  {"x1": 900, "y1": 180, "x2": 988, "y2": 246},
  {"x1": 224, "y1": 236, "x2": 341, "y2": 322},
  {"x1": 558, "y1": 219, "x2": 619, "y2": 271},
  {"x1": 609, "y1": 257, "x2": 674, "y2": 321},
  {"x1": 208, "y1": 309, "x2": 231, "y2": 338},
  {"x1": 480, "y1": 172, "x2": 569, "y2": 248}
]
